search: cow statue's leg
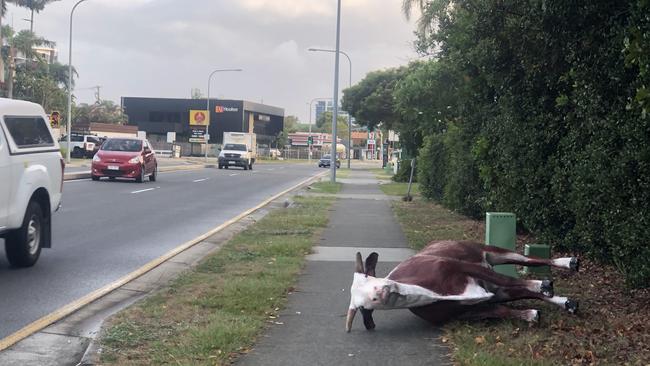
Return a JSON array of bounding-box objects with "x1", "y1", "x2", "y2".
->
[
  {"x1": 459, "y1": 261, "x2": 579, "y2": 314},
  {"x1": 456, "y1": 304, "x2": 540, "y2": 323},
  {"x1": 482, "y1": 245, "x2": 579, "y2": 271}
]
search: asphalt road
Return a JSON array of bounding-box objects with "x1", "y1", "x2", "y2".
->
[{"x1": 0, "y1": 162, "x2": 323, "y2": 340}]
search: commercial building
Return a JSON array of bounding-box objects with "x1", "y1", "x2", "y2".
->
[
  {"x1": 314, "y1": 100, "x2": 333, "y2": 123},
  {"x1": 121, "y1": 97, "x2": 284, "y2": 146}
]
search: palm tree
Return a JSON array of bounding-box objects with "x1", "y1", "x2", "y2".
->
[
  {"x1": 2, "y1": 25, "x2": 55, "y2": 98},
  {"x1": 402, "y1": 0, "x2": 445, "y2": 34},
  {"x1": 11, "y1": 0, "x2": 61, "y2": 32},
  {"x1": 1, "y1": 0, "x2": 8, "y2": 88}
]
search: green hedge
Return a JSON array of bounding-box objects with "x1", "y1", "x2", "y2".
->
[{"x1": 398, "y1": 0, "x2": 650, "y2": 288}]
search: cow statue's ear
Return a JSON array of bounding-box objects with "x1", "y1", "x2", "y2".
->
[
  {"x1": 355, "y1": 252, "x2": 364, "y2": 273},
  {"x1": 365, "y1": 252, "x2": 379, "y2": 277}
]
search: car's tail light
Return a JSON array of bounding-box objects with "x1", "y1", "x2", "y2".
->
[{"x1": 59, "y1": 157, "x2": 65, "y2": 192}]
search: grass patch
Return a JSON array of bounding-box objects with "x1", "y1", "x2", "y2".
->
[
  {"x1": 392, "y1": 199, "x2": 482, "y2": 250},
  {"x1": 335, "y1": 168, "x2": 351, "y2": 179},
  {"x1": 99, "y1": 195, "x2": 335, "y2": 365},
  {"x1": 369, "y1": 167, "x2": 393, "y2": 181},
  {"x1": 379, "y1": 182, "x2": 420, "y2": 197},
  {"x1": 308, "y1": 181, "x2": 342, "y2": 194},
  {"x1": 390, "y1": 198, "x2": 650, "y2": 365}
]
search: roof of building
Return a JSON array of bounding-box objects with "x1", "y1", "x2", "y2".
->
[{"x1": 90, "y1": 122, "x2": 138, "y2": 134}]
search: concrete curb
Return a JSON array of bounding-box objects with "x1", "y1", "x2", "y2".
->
[{"x1": 63, "y1": 164, "x2": 216, "y2": 181}]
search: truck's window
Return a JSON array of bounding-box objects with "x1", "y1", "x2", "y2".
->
[
  {"x1": 72, "y1": 135, "x2": 84, "y2": 142},
  {"x1": 3, "y1": 116, "x2": 54, "y2": 148},
  {"x1": 224, "y1": 144, "x2": 247, "y2": 151}
]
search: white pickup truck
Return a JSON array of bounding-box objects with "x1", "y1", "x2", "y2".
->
[
  {"x1": 218, "y1": 132, "x2": 257, "y2": 170},
  {"x1": 0, "y1": 99, "x2": 64, "y2": 267}
]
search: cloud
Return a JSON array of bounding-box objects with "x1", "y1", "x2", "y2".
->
[{"x1": 4, "y1": 0, "x2": 417, "y2": 122}]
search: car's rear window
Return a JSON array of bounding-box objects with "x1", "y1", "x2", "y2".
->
[
  {"x1": 101, "y1": 139, "x2": 142, "y2": 152},
  {"x1": 3, "y1": 116, "x2": 54, "y2": 148}
]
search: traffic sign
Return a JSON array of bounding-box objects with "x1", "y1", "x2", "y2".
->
[{"x1": 49, "y1": 111, "x2": 60, "y2": 128}]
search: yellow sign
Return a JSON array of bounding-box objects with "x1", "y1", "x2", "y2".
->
[
  {"x1": 189, "y1": 110, "x2": 209, "y2": 126},
  {"x1": 50, "y1": 111, "x2": 60, "y2": 128}
]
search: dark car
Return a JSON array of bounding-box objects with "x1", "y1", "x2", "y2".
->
[
  {"x1": 91, "y1": 138, "x2": 157, "y2": 182},
  {"x1": 318, "y1": 154, "x2": 340, "y2": 168}
]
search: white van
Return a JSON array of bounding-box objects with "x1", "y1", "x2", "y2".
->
[{"x1": 0, "y1": 98, "x2": 64, "y2": 267}]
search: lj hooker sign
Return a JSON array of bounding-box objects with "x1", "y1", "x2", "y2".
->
[{"x1": 189, "y1": 110, "x2": 209, "y2": 126}]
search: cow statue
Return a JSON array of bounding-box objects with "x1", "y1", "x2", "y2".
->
[{"x1": 346, "y1": 240, "x2": 579, "y2": 332}]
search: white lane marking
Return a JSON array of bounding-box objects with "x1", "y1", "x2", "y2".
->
[
  {"x1": 64, "y1": 179, "x2": 91, "y2": 183},
  {"x1": 131, "y1": 187, "x2": 159, "y2": 194},
  {"x1": 267, "y1": 168, "x2": 275, "y2": 171},
  {"x1": 229, "y1": 173, "x2": 239, "y2": 177},
  {"x1": 193, "y1": 178, "x2": 209, "y2": 182}
]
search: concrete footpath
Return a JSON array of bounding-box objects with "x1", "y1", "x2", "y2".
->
[{"x1": 237, "y1": 167, "x2": 452, "y2": 366}]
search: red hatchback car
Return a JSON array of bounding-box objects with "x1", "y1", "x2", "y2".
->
[{"x1": 91, "y1": 138, "x2": 157, "y2": 182}]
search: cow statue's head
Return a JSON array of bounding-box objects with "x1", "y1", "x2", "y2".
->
[{"x1": 346, "y1": 251, "x2": 389, "y2": 332}]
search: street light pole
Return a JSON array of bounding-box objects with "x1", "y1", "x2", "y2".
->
[
  {"x1": 206, "y1": 68, "x2": 243, "y2": 162},
  {"x1": 308, "y1": 47, "x2": 352, "y2": 169},
  {"x1": 330, "y1": 0, "x2": 342, "y2": 183},
  {"x1": 66, "y1": 0, "x2": 89, "y2": 164}
]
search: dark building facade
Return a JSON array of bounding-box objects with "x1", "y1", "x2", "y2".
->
[{"x1": 121, "y1": 97, "x2": 284, "y2": 145}]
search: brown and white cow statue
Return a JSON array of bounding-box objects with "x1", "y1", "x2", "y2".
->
[{"x1": 346, "y1": 240, "x2": 579, "y2": 332}]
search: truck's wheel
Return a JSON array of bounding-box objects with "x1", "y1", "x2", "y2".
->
[
  {"x1": 218, "y1": 165, "x2": 223, "y2": 169},
  {"x1": 249, "y1": 162, "x2": 253, "y2": 170},
  {"x1": 243, "y1": 162, "x2": 249, "y2": 170},
  {"x1": 91, "y1": 175, "x2": 100, "y2": 181},
  {"x1": 72, "y1": 147, "x2": 83, "y2": 158},
  {"x1": 5, "y1": 201, "x2": 44, "y2": 267}
]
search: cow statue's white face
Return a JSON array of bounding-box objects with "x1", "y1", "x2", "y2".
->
[{"x1": 346, "y1": 252, "x2": 446, "y2": 332}]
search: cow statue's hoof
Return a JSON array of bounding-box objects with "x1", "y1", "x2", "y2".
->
[
  {"x1": 528, "y1": 309, "x2": 540, "y2": 323},
  {"x1": 541, "y1": 279, "x2": 554, "y2": 297},
  {"x1": 569, "y1": 257, "x2": 580, "y2": 272},
  {"x1": 565, "y1": 299, "x2": 579, "y2": 314}
]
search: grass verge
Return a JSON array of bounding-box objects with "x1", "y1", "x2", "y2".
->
[
  {"x1": 335, "y1": 168, "x2": 351, "y2": 179},
  {"x1": 308, "y1": 181, "x2": 342, "y2": 194},
  {"x1": 379, "y1": 182, "x2": 420, "y2": 197},
  {"x1": 369, "y1": 167, "x2": 393, "y2": 181},
  {"x1": 390, "y1": 198, "x2": 650, "y2": 366},
  {"x1": 99, "y1": 195, "x2": 335, "y2": 365}
]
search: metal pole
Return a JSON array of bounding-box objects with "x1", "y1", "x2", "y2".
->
[
  {"x1": 67, "y1": 0, "x2": 88, "y2": 164},
  {"x1": 343, "y1": 52, "x2": 351, "y2": 169},
  {"x1": 330, "y1": 0, "x2": 342, "y2": 182},
  {"x1": 205, "y1": 68, "x2": 242, "y2": 162}
]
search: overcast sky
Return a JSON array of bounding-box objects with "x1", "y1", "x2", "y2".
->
[{"x1": 5, "y1": 0, "x2": 419, "y2": 123}]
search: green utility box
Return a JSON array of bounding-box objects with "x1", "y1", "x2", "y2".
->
[
  {"x1": 485, "y1": 212, "x2": 518, "y2": 278},
  {"x1": 523, "y1": 244, "x2": 551, "y2": 276}
]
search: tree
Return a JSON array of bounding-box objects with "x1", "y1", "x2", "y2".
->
[
  {"x1": 316, "y1": 111, "x2": 349, "y2": 141},
  {"x1": 0, "y1": 0, "x2": 8, "y2": 85},
  {"x1": 341, "y1": 67, "x2": 407, "y2": 132},
  {"x1": 2, "y1": 25, "x2": 56, "y2": 98},
  {"x1": 12, "y1": 0, "x2": 61, "y2": 32},
  {"x1": 283, "y1": 115, "x2": 300, "y2": 133},
  {"x1": 73, "y1": 100, "x2": 126, "y2": 125}
]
